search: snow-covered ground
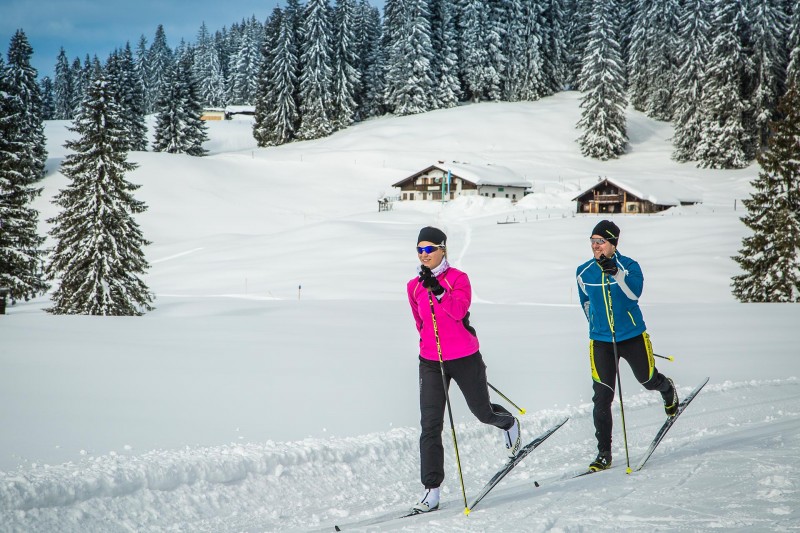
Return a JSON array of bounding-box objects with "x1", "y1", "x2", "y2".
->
[{"x1": 2, "y1": 92, "x2": 798, "y2": 531}]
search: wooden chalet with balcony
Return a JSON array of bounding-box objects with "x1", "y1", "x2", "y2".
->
[
  {"x1": 573, "y1": 177, "x2": 702, "y2": 214},
  {"x1": 392, "y1": 161, "x2": 531, "y2": 203}
]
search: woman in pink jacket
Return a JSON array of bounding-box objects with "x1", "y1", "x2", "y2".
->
[{"x1": 407, "y1": 226, "x2": 520, "y2": 513}]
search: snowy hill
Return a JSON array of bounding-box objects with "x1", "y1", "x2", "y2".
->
[{"x1": 2, "y1": 92, "x2": 799, "y2": 531}]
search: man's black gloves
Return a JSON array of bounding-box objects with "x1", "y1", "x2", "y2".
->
[
  {"x1": 419, "y1": 265, "x2": 445, "y2": 296},
  {"x1": 597, "y1": 254, "x2": 618, "y2": 276}
]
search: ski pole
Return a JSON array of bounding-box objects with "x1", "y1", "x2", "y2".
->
[
  {"x1": 654, "y1": 353, "x2": 675, "y2": 361},
  {"x1": 487, "y1": 382, "x2": 526, "y2": 415},
  {"x1": 602, "y1": 271, "x2": 632, "y2": 474},
  {"x1": 428, "y1": 293, "x2": 470, "y2": 515}
]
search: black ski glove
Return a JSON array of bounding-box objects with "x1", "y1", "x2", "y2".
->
[
  {"x1": 419, "y1": 266, "x2": 445, "y2": 296},
  {"x1": 597, "y1": 254, "x2": 618, "y2": 276}
]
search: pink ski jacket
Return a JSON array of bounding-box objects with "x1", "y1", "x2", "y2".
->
[{"x1": 407, "y1": 267, "x2": 480, "y2": 361}]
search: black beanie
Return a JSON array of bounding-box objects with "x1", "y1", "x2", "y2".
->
[
  {"x1": 591, "y1": 220, "x2": 620, "y2": 245},
  {"x1": 417, "y1": 226, "x2": 447, "y2": 246}
]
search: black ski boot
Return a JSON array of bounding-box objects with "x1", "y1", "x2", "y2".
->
[
  {"x1": 589, "y1": 450, "x2": 612, "y2": 471},
  {"x1": 663, "y1": 378, "x2": 679, "y2": 417}
]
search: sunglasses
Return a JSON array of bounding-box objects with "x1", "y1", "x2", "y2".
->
[
  {"x1": 589, "y1": 237, "x2": 608, "y2": 245},
  {"x1": 417, "y1": 245, "x2": 444, "y2": 254}
]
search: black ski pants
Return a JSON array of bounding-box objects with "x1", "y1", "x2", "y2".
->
[
  {"x1": 590, "y1": 332, "x2": 672, "y2": 453},
  {"x1": 418, "y1": 351, "x2": 514, "y2": 489}
]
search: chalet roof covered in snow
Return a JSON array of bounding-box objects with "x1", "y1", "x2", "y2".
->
[
  {"x1": 572, "y1": 177, "x2": 703, "y2": 206},
  {"x1": 393, "y1": 160, "x2": 532, "y2": 188}
]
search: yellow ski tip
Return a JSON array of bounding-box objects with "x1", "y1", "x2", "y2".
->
[
  {"x1": 518, "y1": 408, "x2": 527, "y2": 415},
  {"x1": 464, "y1": 507, "x2": 471, "y2": 516},
  {"x1": 626, "y1": 467, "x2": 632, "y2": 475}
]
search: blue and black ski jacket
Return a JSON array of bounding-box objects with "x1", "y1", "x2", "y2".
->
[{"x1": 576, "y1": 250, "x2": 647, "y2": 342}]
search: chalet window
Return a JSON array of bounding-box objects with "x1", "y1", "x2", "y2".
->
[{"x1": 498, "y1": 187, "x2": 504, "y2": 192}]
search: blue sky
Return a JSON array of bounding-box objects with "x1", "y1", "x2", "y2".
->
[{"x1": 1, "y1": 0, "x2": 383, "y2": 80}]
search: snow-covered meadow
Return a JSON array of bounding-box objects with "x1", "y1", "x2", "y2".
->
[{"x1": 2, "y1": 92, "x2": 798, "y2": 531}]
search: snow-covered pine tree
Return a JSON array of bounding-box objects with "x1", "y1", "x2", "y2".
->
[
  {"x1": 228, "y1": 17, "x2": 263, "y2": 106},
  {"x1": 627, "y1": 0, "x2": 653, "y2": 112},
  {"x1": 254, "y1": 8, "x2": 302, "y2": 146},
  {"x1": 501, "y1": 0, "x2": 527, "y2": 101},
  {"x1": 70, "y1": 56, "x2": 85, "y2": 115},
  {"x1": 627, "y1": 0, "x2": 680, "y2": 120},
  {"x1": 46, "y1": 75, "x2": 153, "y2": 315},
  {"x1": 672, "y1": 0, "x2": 712, "y2": 162},
  {"x1": 518, "y1": 0, "x2": 549, "y2": 100},
  {"x1": 194, "y1": 22, "x2": 227, "y2": 107},
  {"x1": 460, "y1": 0, "x2": 492, "y2": 101},
  {"x1": 145, "y1": 25, "x2": 174, "y2": 114},
  {"x1": 0, "y1": 47, "x2": 49, "y2": 304},
  {"x1": 563, "y1": 0, "x2": 592, "y2": 90},
  {"x1": 430, "y1": 0, "x2": 461, "y2": 108},
  {"x1": 152, "y1": 55, "x2": 208, "y2": 156},
  {"x1": 645, "y1": 0, "x2": 680, "y2": 120},
  {"x1": 483, "y1": 0, "x2": 507, "y2": 101},
  {"x1": 788, "y1": 3, "x2": 800, "y2": 86},
  {"x1": 539, "y1": 0, "x2": 568, "y2": 95},
  {"x1": 53, "y1": 48, "x2": 74, "y2": 120},
  {"x1": 106, "y1": 45, "x2": 148, "y2": 152},
  {"x1": 134, "y1": 36, "x2": 150, "y2": 113},
  {"x1": 330, "y1": 0, "x2": 361, "y2": 128},
  {"x1": 695, "y1": 0, "x2": 750, "y2": 169},
  {"x1": 392, "y1": 0, "x2": 435, "y2": 115},
  {"x1": 353, "y1": 0, "x2": 384, "y2": 118},
  {"x1": 5, "y1": 30, "x2": 47, "y2": 185},
  {"x1": 576, "y1": 0, "x2": 628, "y2": 160},
  {"x1": 40, "y1": 76, "x2": 55, "y2": 120},
  {"x1": 120, "y1": 43, "x2": 148, "y2": 151},
  {"x1": 253, "y1": 7, "x2": 284, "y2": 147},
  {"x1": 731, "y1": 82, "x2": 800, "y2": 302},
  {"x1": 381, "y1": 0, "x2": 408, "y2": 113},
  {"x1": 297, "y1": 0, "x2": 335, "y2": 139},
  {"x1": 748, "y1": 0, "x2": 789, "y2": 151}
]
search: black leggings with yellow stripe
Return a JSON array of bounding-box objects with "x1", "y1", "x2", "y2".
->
[{"x1": 589, "y1": 332, "x2": 672, "y2": 453}]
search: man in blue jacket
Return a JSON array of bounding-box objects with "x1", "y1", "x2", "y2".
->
[{"x1": 576, "y1": 220, "x2": 679, "y2": 472}]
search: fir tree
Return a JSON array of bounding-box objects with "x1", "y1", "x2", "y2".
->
[
  {"x1": 46, "y1": 75, "x2": 153, "y2": 315},
  {"x1": 194, "y1": 22, "x2": 227, "y2": 107},
  {"x1": 0, "y1": 48, "x2": 49, "y2": 304},
  {"x1": 731, "y1": 83, "x2": 800, "y2": 302},
  {"x1": 330, "y1": 0, "x2": 361, "y2": 128},
  {"x1": 672, "y1": 0, "x2": 712, "y2": 162},
  {"x1": 228, "y1": 17, "x2": 263, "y2": 106},
  {"x1": 627, "y1": 0, "x2": 680, "y2": 120},
  {"x1": 430, "y1": 0, "x2": 461, "y2": 108},
  {"x1": 502, "y1": 0, "x2": 528, "y2": 101},
  {"x1": 254, "y1": 8, "x2": 301, "y2": 146},
  {"x1": 297, "y1": 0, "x2": 335, "y2": 139},
  {"x1": 695, "y1": 0, "x2": 750, "y2": 169},
  {"x1": 564, "y1": 0, "x2": 592, "y2": 89},
  {"x1": 353, "y1": 1, "x2": 384, "y2": 118},
  {"x1": 787, "y1": 4, "x2": 800, "y2": 86},
  {"x1": 40, "y1": 76, "x2": 55, "y2": 120},
  {"x1": 53, "y1": 48, "x2": 74, "y2": 120},
  {"x1": 576, "y1": 0, "x2": 628, "y2": 160},
  {"x1": 152, "y1": 56, "x2": 208, "y2": 156},
  {"x1": 106, "y1": 45, "x2": 148, "y2": 151},
  {"x1": 539, "y1": 0, "x2": 568, "y2": 95},
  {"x1": 460, "y1": 0, "x2": 492, "y2": 101},
  {"x1": 391, "y1": 0, "x2": 436, "y2": 115},
  {"x1": 145, "y1": 25, "x2": 174, "y2": 114},
  {"x1": 70, "y1": 56, "x2": 85, "y2": 115},
  {"x1": 748, "y1": 0, "x2": 789, "y2": 151}
]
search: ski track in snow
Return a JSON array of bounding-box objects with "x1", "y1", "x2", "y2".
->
[{"x1": 2, "y1": 379, "x2": 798, "y2": 532}]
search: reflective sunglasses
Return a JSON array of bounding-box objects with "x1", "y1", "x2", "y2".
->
[
  {"x1": 417, "y1": 245, "x2": 444, "y2": 254},
  {"x1": 589, "y1": 237, "x2": 608, "y2": 245}
]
